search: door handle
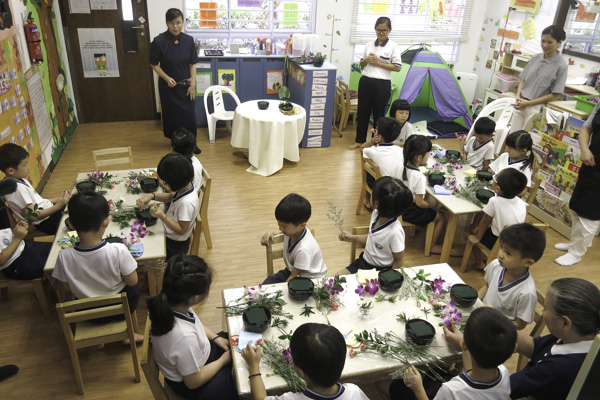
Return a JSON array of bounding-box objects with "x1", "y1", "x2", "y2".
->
[{"x1": 132, "y1": 25, "x2": 145, "y2": 29}]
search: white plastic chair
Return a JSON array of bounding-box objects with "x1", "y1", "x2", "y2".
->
[
  {"x1": 203, "y1": 85, "x2": 241, "y2": 143},
  {"x1": 465, "y1": 97, "x2": 516, "y2": 156}
]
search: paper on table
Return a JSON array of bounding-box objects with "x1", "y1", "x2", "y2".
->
[
  {"x1": 419, "y1": 166, "x2": 428, "y2": 174},
  {"x1": 237, "y1": 331, "x2": 263, "y2": 353},
  {"x1": 356, "y1": 269, "x2": 379, "y2": 284},
  {"x1": 463, "y1": 168, "x2": 477, "y2": 177},
  {"x1": 433, "y1": 185, "x2": 452, "y2": 195}
]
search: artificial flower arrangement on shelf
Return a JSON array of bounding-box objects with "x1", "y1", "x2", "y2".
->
[
  {"x1": 294, "y1": 51, "x2": 327, "y2": 67},
  {"x1": 125, "y1": 170, "x2": 157, "y2": 195}
]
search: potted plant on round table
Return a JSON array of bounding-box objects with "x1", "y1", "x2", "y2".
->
[{"x1": 278, "y1": 85, "x2": 293, "y2": 112}]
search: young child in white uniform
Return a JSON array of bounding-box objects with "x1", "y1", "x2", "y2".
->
[
  {"x1": 242, "y1": 323, "x2": 369, "y2": 400},
  {"x1": 463, "y1": 117, "x2": 495, "y2": 171},
  {"x1": 171, "y1": 128, "x2": 204, "y2": 191},
  {"x1": 479, "y1": 223, "x2": 545, "y2": 330},
  {"x1": 148, "y1": 255, "x2": 237, "y2": 400},
  {"x1": 390, "y1": 99, "x2": 413, "y2": 146},
  {"x1": 489, "y1": 130, "x2": 534, "y2": 190},
  {"x1": 337, "y1": 176, "x2": 412, "y2": 274},
  {"x1": 361, "y1": 117, "x2": 404, "y2": 179},
  {"x1": 261, "y1": 194, "x2": 326, "y2": 284}
]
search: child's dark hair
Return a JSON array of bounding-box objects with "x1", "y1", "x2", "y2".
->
[
  {"x1": 389, "y1": 99, "x2": 411, "y2": 123},
  {"x1": 463, "y1": 307, "x2": 517, "y2": 369},
  {"x1": 473, "y1": 117, "x2": 495, "y2": 136},
  {"x1": 542, "y1": 25, "x2": 566, "y2": 42},
  {"x1": 402, "y1": 135, "x2": 432, "y2": 180},
  {"x1": 548, "y1": 278, "x2": 600, "y2": 336},
  {"x1": 157, "y1": 153, "x2": 193, "y2": 192},
  {"x1": 499, "y1": 223, "x2": 546, "y2": 262},
  {"x1": 171, "y1": 128, "x2": 195, "y2": 159},
  {"x1": 505, "y1": 130, "x2": 534, "y2": 171},
  {"x1": 376, "y1": 117, "x2": 401, "y2": 143},
  {"x1": 275, "y1": 193, "x2": 311, "y2": 226},
  {"x1": 0, "y1": 143, "x2": 29, "y2": 172},
  {"x1": 68, "y1": 192, "x2": 110, "y2": 233},
  {"x1": 147, "y1": 255, "x2": 212, "y2": 336},
  {"x1": 166, "y1": 8, "x2": 183, "y2": 22},
  {"x1": 374, "y1": 16, "x2": 392, "y2": 30},
  {"x1": 372, "y1": 177, "x2": 413, "y2": 218},
  {"x1": 495, "y1": 168, "x2": 527, "y2": 198},
  {"x1": 290, "y1": 323, "x2": 346, "y2": 387}
]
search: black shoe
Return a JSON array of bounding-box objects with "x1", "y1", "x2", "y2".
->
[
  {"x1": 0, "y1": 365, "x2": 19, "y2": 382},
  {"x1": 193, "y1": 146, "x2": 202, "y2": 154}
]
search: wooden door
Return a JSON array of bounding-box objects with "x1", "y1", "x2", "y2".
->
[{"x1": 58, "y1": 0, "x2": 155, "y2": 122}]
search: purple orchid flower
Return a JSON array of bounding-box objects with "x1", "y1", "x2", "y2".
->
[
  {"x1": 365, "y1": 279, "x2": 379, "y2": 296},
  {"x1": 429, "y1": 277, "x2": 446, "y2": 295},
  {"x1": 282, "y1": 348, "x2": 293, "y2": 364},
  {"x1": 355, "y1": 285, "x2": 365, "y2": 296}
]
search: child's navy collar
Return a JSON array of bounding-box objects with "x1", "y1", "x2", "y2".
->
[
  {"x1": 371, "y1": 215, "x2": 397, "y2": 233},
  {"x1": 172, "y1": 185, "x2": 195, "y2": 203},
  {"x1": 497, "y1": 267, "x2": 530, "y2": 292},
  {"x1": 405, "y1": 165, "x2": 420, "y2": 172},
  {"x1": 378, "y1": 143, "x2": 393, "y2": 147},
  {"x1": 303, "y1": 383, "x2": 345, "y2": 399},
  {"x1": 508, "y1": 156, "x2": 527, "y2": 165},
  {"x1": 287, "y1": 227, "x2": 307, "y2": 253},
  {"x1": 473, "y1": 138, "x2": 493, "y2": 151},
  {"x1": 458, "y1": 368, "x2": 503, "y2": 390},
  {"x1": 172, "y1": 309, "x2": 195, "y2": 323},
  {"x1": 74, "y1": 240, "x2": 107, "y2": 252}
]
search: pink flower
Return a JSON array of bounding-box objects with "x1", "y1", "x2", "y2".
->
[
  {"x1": 331, "y1": 303, "x2": 339, "y2": 311},
  {"x1": 349, "y1": 348, "x2": 356, "y2": 358},
  {"x1": 360, "y1": 343, "x2": 366, "y2": 351}
]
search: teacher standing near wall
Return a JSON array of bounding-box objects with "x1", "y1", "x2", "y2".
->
[
  {"x1": 348, "y1": 17, "x2": 402, "y2": 150},
  {"x1": 150, "y1": 8, "x2": 201, "y2": 154},
  {"x1": 510, "y1": 25, "x2": 567, "y2": 133}
]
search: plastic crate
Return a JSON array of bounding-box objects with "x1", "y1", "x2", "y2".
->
[
  {"x1": 492, "y1": 73, "x2": 519, "y2": 93},
  {"x1": 574, "y1": 95, "x2": 599, "y2": 113}
]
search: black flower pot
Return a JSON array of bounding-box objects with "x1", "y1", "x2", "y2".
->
[
  {"x1": 258, "y1": 101, "x2": 269, "y2": 110},
  {"x1": 140, "y1": 178, "x2": 158, "y2": 193},
  {"x1": 405, "y1": 318, "x2": 436, "y2": 346},
  {"x1": 476, "y1": 171, "x2": 493, "y2": 181},
  {"x1": 242, "y1": 306, "x2": 272, "y2": 333},
  {"x1": 378, "y1": 269, "x2": 404, "y2": 292},
  {"x1": 446, "y1": 150, "x2": 460, "y2": 160},
  {"x1": 136, "y1": 209, "x2": 157, "y2": 227},
  {"x1": 476, "y1": 189, "x2": 494, "y2": 204},
  {"x1": 450, "y1": 284, "x2": 478, "y2": 308},
  {"x1": 313, "y1": 60, "x2": 324, "y2": 67},
  {"x1": 428, "y1": 173, "x2": 445, "y2": 187},
  {"x1": 76, "y1": 180, "x2": 96, "y2": 194},
  {"x1": 288, "y1": 277, "x2": 314, "y2": 301},
  {"x1": 105, "y1": 236, "x2": 123, "y2": 244}
]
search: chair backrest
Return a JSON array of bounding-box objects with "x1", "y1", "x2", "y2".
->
[
  {"x1": 363, "y1": 157, "x2": 382, "y2": 190},
  {"x1": 203, "y1": 85, "x2": 241, "y2": 117},
  {"x1": 338, "y1": 80, "x2": 354, "y2": 111},
  {"x1": 92, "y1": 147, "x2": 134, "y2": 170},
  {"x1": 189, "y1": 167, "x2": 212, "y2": 255},
  {"x1": 350, "y1": 226, "x2": 369, "y2": 264},
  {"x1": 525, "y1": 176, "x2": 542, "y2": 206},
  {"x1": 567, "y1": 334, "x2": 600, "y2": 399},
  {"x1": 266, "y1": 228, "x2": 315, "y2": 277},
  {"x1": 464, "y1": 97, "x2": 516, "y2": 156},
  {"x1": 516, "y1": 288, "x2": 546, "y2": 371}
]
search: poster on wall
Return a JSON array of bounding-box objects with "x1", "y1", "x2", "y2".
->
[
  {"x1": 266, "y1": 70, "x2": 283, "y2": 94},
  {"x1": 77, "y1": 28, "x2": 120, "y2": 78},
  {"x1": 90, "y1": 0, "x2": 117, "y2": 10},
  {"x1": 218, "y1": 69, "x2": 236, "y2": 92},
  {"x1": 509, "y1": 0, "x2": 541, "y2": 14},
  {"x1": 195, "y1": 72, "x2": 212, "y2": 96},
  {"x1": 26, "y1": 68, "x2": 53, "y2": 169}
]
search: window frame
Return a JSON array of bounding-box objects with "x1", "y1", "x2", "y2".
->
[{"x1": 555, "y1": 0, "x2": 600, "y2": 63}]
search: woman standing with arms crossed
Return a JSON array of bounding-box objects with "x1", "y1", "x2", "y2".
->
[
  {"x1": 510, "y1": 25, "x2": 568, "y2": 132},
  {"x1": 150, "y1": 8, "x2": 201, "y2": 154},
  {"x1": 348, "y1": 16, "x2": 402, "y2": 150}
]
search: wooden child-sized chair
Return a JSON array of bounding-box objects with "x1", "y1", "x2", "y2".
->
[
  {"x1": 356, "y1": 157, "x2": 381, "y2": 215},
  {"x1": 92, "y1": 147, "x2": 134, "y2": 170},
  {"x1": 516, "y1": 289, "x2": 546, "y2": 371},
  {"x1": 141, "y1": 316, "x2": 185, "y2": 400},
  {"x1": 266, "y1": 229, "x2": 315, "y2": 277},
  {"x1": 339, "y1": 80, "x2": 357, "y2": 129},
  {"x1": 460, "y1": 229, "x2": 503, "y2": 273},
  {"x1": 56, "y1": 293, "x2": 141, "y2": 394},
  {"x1": 189, "y1": 167, "x2": 213, "y2": 255}
]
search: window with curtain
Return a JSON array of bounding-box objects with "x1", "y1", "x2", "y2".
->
[
  {"x1": 184, "y1": 0, "x2": 316, "y2": 43},
  {"x1": 555, "y1": 0, "x2": 600, "y2": 62}
]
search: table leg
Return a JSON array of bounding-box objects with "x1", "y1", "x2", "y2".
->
[{"x1": 440, "y1": 214, "x2": 459, "y2": 263}]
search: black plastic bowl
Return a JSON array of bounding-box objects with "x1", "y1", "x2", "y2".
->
[
  {"x1": 428, "y1": 173, "x2": 445, "y2": 187},
  {"x1": 475, "y1": 189, "x2": 494, "y2": 204},
  {"x1": 136, "y1": 209, "x2": 158, "y2": 227},
  {"x1": 242, "y1": 306, "x2": 272, "y2": 333},
  {"x1": 378, "y1": 269, "x2": 404, "y2": 292},
  {"x1": 105, "y1": 236, "x2": 123, "y2": 244},
  {"x1": 258, "y1": 101, "x2": 269, "y2": 110},
  {"x1": 288, "y1": 277, "x2": 314, "y2": 301},
  {"x1": 476, "y1": 171, "x2": 493, "y2": 181},
  {"x1": 450, "y1": 284, "x2": 478, "y2": 308},
  {"x1": 405, "y1": 318, "x2": 436, "y2": 346},
  {"x1": 140, "y1": 177, "x2": 158, "y2": 193},
  {"x1": 446, "y1": 150, "x2": 461, "y2": 160},
  {"x1": 75, "y1": 180, "x2": 96, "y2": 194}
]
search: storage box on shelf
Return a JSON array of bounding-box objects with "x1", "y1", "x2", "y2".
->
[{"x1": 492, "y1": 72, "x2": 519, "y2": 93}]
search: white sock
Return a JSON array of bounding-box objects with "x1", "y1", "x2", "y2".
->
[
  {"x1": 554, "y1": 253, "x2": 581, "y2": 266},
  {"x1": 554, "y1": 243, "x2": 571, "y2": 251}
]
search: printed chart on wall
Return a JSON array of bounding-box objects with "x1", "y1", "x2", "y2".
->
[
  {"x1": 0, "y1": 34, "x2": 45, "y2": 187},
  {"x1": 307, "y1": 70, "x2": 329, "y2": 148},
  {"x1": 218, "y1": 69, "x2": 236, "y2": 92},
  {"x1": 78, "y1": 28, "x2": 120, "y2": 78},
  {"x1": 266, "y1": 70, "x2": 283, "y2": 94},
  {"x1": 195, "y1": 72, "x2": 212, "y2": 96}
]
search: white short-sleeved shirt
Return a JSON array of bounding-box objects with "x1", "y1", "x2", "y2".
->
[
  {"x1": 483, "y1": 259, "x2": 537, "y2": 323},
  {"x1": 5, "y1": 178, "x2": 54, "y2": 224},
  {"x1": 464, "y1": 137, "x2": 494, "y2": 170},
  {"x1": 519, "y1": 53, "x2": 568, "y2": 100},
  {"x1": 394, "y1": 122, "x2": 414, "y2": 146},
  {"x1": 363, "y1": 144, "x2": 404, "y2": 179},
  {"x1": 0, "y1": 228, "x2": 25, "y2": 270},
  {"x1": 52, "y1": 241, "x2": 138, "y2": 299},
  {"x1": 151, "y1": 308, "x2": 210, "y2": 382},
  {"x1": 283, "y1": 228, "x2": 327, "y2": 279},
  {"x1": 265, "y1": 383, "x2": 369, "y2": 400},
  {"x1": 434, "y1": 365, "x2": 510, "y2": 400},
  {"x1": 403, "y1": 166, "x2": 427, "y2": 200},
  {"x1": 489, "y1": 153, "x2": 532, "y2": 187},
  {"x1": 165, "y1": 186, "x2": 198, "y2": 241},
  {"x1": 191, "y1": 156, "x2": 204, "y2": 191},
  {"x1": 362, "y1": 39, "x2": 402, "y2": 81},
  {"x1": 363, "y1": 209, "x2": 405, "y2": 267},
  {"x1": 483, "y1": 195, "x2": 527, "y2": 236}
]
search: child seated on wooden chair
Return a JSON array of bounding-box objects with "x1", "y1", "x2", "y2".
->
[
  {"x1": 171, "y1": 128, "x2": 203, "y2": 191},
  {"x1": 462, "y1": 116, "x2": 495, "y2": 171},
  {"x1": 260, "y1": 193, "x2": 326, "y2": 284}
]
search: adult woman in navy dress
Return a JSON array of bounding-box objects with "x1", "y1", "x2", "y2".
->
[
  {"x1": 150, "y1": 8, "x2": 201, "y2": 154},
  {"x1": 348, "y1": 16, "x2": 402, "y2": 150}
]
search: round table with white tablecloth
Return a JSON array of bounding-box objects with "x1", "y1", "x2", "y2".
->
[{"x1": 230, "y1": 100, "x2": 306, "y2": 176}]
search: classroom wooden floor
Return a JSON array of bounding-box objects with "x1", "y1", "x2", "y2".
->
[{"x1": 1, "y1": 120, "x2": 599, "y2": 399}]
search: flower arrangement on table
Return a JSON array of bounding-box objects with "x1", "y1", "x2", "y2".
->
[
  {"x1": 254, "y1": 338, "x2": 306, "y2": 392},
  {"x1": 87, "y1": 170, "x2": 120, "y2": 190},
  {"x1": 220, "y1": 285, "x2": 294, "y2": 320},
  {"x1": 111, "y1": 205, "x2": 139, "y2": 229},
  {"x1": 120, "y1": 220, "x2": 154, "y2": 250},
  {"x1": 125, "y1": 170, "x2": 157, "y2": 194},
  {"x1": 455, "y1": 175, "x2": 493, "y2": 208},
  {"x1": 312, "y1": 276, "x2": 346, "y2": 323}
]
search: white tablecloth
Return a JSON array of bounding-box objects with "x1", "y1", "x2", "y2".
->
[
  {"x1": 223, "y1": 263, "x2": 478, "y2": 396},
  {"x1": 230, "y1": 100, "x2": 306, "y2": 176},
  {"x1": 44, "y1": 169, "x2": 166, "y2": 271}
]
